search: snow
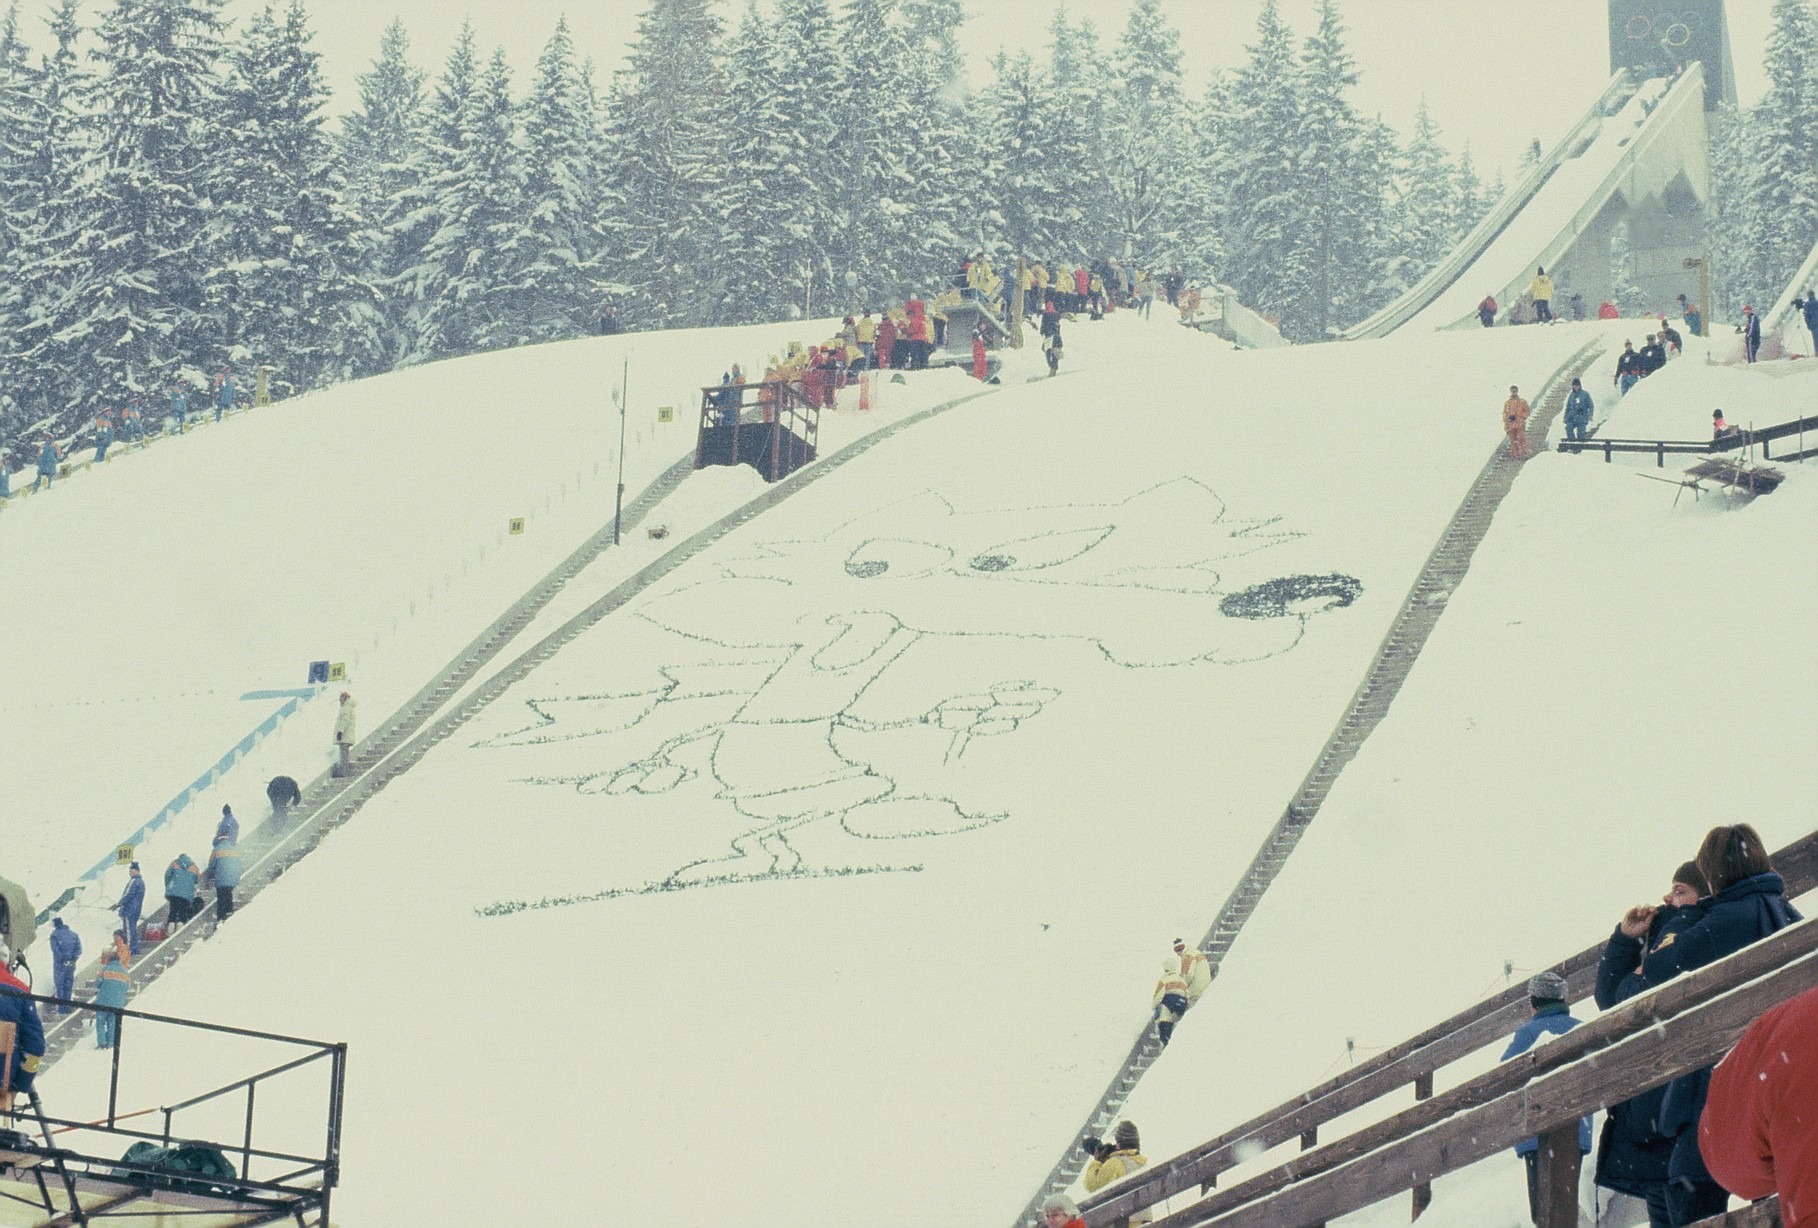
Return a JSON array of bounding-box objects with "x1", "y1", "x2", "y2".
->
[{"x1": 6, "y1": 307, "x2": 1814, "y2": 1226}]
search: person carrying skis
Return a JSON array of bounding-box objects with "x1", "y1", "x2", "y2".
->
[
  {"x1": 1151, "y1": 956, "x2": 1191, "y2": 1045},
  {"x1": 1174, "y1": 938, "x2": 1214, "y2": 1006}
]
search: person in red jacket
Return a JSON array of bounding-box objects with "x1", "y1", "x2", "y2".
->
[
  {"x1": 1598, "y1": 300, "x2": 1621, "y2": 320},
  {"x1": 1699, "y1": 985, "x2": 1818, "y2": 1227},
  {"x1": 971, "y1": 324, "x2": 988, "y2": 381}
]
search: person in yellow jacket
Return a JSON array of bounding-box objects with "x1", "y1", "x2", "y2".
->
[
  {"x1": 1502, "y1": 385, "x2": 1532, "y2": 460},
  {"x1": 1151, "y1": 955, "x2": 1191, "y2": 1045},
  {"x1": 1084, "y1": 1120, "x2": 1152, "y2": 1224},
  {"x1": 1529, "y1": 267, "x2": 1555, "y2": 324},
  {"x1": 1173, "y1": 938, "x2": 1214, "y2": 1006}
]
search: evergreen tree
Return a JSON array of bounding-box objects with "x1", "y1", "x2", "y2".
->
[
  {"x1": 418, "y1": 46, "x2": 529, "y2": 356},
  {"x1": 1386, "y1": 99, "x2": 1456, "y2": 298},
  {"x1": 707, "y1": 0, "x2": 792, "y2": 324},
  {"x1": 1733, "y1": 0, "x2": 1818, "y2": 308},
  {"x1": 518, "y1": 17, "x2": 608, "y2": 340},
  {"x1": 1452, "y1": 143, "x2": 1486, "y2": 238},
  {"x1": 599, "y1": 0, "x2": 724, "y2": 326},
  {"x1": 1044, "y1": 7, "x2": 1114, "y2": 257},
  {"x1": 767, "y1": 0, "x2": 843, "y2": 317},
  {"x1": 1222, "y1": 0, "x2": 1305, "y2": 330},
  {"x1": 1287, "y1": 0, "x2": 1380, "y2": 338},
  {"x1": 977, "y1": 50, "x2": 1065, "y2": 262},
  {"x1": 1104, "y1": 0, "x2": 1190, "y2": 267},
  {"x1": 340, "y1": 19, "x2": 425, "y2": 238},
  {"x1": 212, "y1": 1, "x2": 373, "y2": 385},
  {"x1": 831, "y1": 0, "x2": 922, "y2": 308},
  {"x1": 378, "y1": 21, "x2": 475, "y2": 366},
  {"x1": 38, "y1": 0, "x2": 231, "y2": 414}
]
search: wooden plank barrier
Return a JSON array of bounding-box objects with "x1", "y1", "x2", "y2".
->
[
  {"x1": 1078, "y1": 829, "x2": 1818, "y2": 1227},
  {"x1": 1084, "y1": 922, "x2": 1818, "y2": 1228}
]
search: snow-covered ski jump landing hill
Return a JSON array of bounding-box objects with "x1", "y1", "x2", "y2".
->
[{"x1": 4, "y1": 306, "x2": 1814, "y2": 1225}]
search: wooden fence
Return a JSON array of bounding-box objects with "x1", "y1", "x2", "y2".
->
[{"x1": 1077, "y1": 829, "x2": 1817, "y2": 1227}]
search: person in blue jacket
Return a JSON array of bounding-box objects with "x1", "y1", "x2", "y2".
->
[
  {"x1": 214, "y1": 368, "x2": 235, "y2": 421},
  {"x1": 1592, "y1": 861, "x2": 1709, "y2": 1227},
  {"x1": 216, "y1": 804, "x2": 239, "y2": 845},
  {"x1": 92, "y1": 411, "x2": 113, "y2": 462},
  {"x1": 93, "y1": 951, "x2": 130, "y2": 1049},
  {"x1": 1501, "y1": 970, "x2": 1592, "y2": 1224},
  {"x1": 1562, "y1": 379, "x2": 1594, "y2": 443},
  {"x1": 34, "y1": 438, "x2": 59, "y2": 490},
  {"x1": 114, "y1": 862, "x2": 145, "y2": 957},
  {"x1": 164, "y1": 853, "x2": 201, "y2": 924},
  {"x1": 1802, "y1": 289, "x2": 1818, "y2": 354},
  {"x1": 48, "y1": 916, "x2": 82, "y2": 1014},
  {"x1": 204, "y1": 837, "x2": 243, "y2": 921},
  {"x1": 1645, "y1": 824, "x2": 1800, "y2": 1225},
  {"x1": 169, "y1": 384, "x2": 189, "y2": 435},
  {"x1": 0, "y1": 960, "x2": 45, "y2": 1112}
]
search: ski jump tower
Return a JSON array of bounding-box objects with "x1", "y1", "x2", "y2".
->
[{"x1": 1591, "y1": 0, "x2": 1738, "y2": 308}]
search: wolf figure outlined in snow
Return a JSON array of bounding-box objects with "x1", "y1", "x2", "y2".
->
[{"x1": 474, "y1": 479, "x2": 1361, "y2": 915}]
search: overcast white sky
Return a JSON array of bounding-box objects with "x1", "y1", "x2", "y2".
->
[{"x1": 41, "y1": 0, "x2": 1783, "y2": 179}]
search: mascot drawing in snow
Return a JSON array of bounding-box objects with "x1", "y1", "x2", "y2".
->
[{"x1": 474, "y1": 478, "x2": 1360, "y2": 915}]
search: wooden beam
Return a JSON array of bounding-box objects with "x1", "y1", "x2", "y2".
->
[
  {"x1": 1133, "y1": 947, "x2": 1817, "y2": 1228},
  {"x1": 1078, "y1": 828, "x2": 1818, "y2": 1222},
  {"x1": 1085, "y1": 925, "x2": 1818, "y2": 1228},
  {"x1": 1535, "y1": 1122, "x2": 1581, "y2": 1228},
  {"x1": 1689, "y1": 1198, "x2": 1782, "y2": 1227}
]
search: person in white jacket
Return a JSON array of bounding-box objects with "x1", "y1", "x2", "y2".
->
[
  {"x1": 333, "y1": 692, "x2": 357, "y2": 776},
  {"x1": 1173, "y1": 938, "x2": 1214, "y2": 1006},
  {"x1": 1151, "y1": 957, "x2": 1190, "y2": 1046}
]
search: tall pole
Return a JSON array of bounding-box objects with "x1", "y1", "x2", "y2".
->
[
  {"x1": 1700, "y1": 255, "x2": 1711, "y2": 338},
  {"x1": 613, "y1": 356, "x2": 628, "y2": 545}
]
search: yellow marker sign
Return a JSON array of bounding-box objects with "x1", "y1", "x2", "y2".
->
[
  {"x1": 657, "y1": 406, "x2": 674, "y2": 423},
  {"x1": 115, "y1": 844, "x2": 135, "y2": 866},
  {"x1": 328, "y1": 662, "x2": 347, "y2": 682},
  {"x1": 509, "y1": 518, "x2": 526, "y2": 536}
]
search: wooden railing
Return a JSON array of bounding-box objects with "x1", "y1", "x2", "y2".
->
[
  {"x1": 1076, "y1": 829, "x2": 1818, "y2": 1226},
  {"x1": 1085, "y1": 920, "x2": 1816, "y2": 1228},
  {"x1": 1559, "y1": 412, "x2": 1818, "y2": 465},
  {"x1": 694, "y1": 380, "x2": 820, "y2": 482}
]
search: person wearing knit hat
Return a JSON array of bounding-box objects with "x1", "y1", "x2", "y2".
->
[
  {"x1": 1502, "y1": 972, "x2": 1591, "y2": 1223},
  {"x1": 1084, "y1": 1120, "x2": 1151, "y2": 1214},
  {"x1": 216, "y1": 804, "x2": 239, "y2": 845},
  {"x1": 1150, "y1": 956, "x2": 1191, "y2": 1047}
]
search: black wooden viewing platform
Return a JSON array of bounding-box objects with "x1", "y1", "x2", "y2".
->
[{"x1": 695, "y1": 381, "x2": 819, "y2": 483}]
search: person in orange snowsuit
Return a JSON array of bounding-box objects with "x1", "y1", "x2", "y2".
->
[{"x1": 1502, "y1": 386, "x2": 1531, "y2": 460}]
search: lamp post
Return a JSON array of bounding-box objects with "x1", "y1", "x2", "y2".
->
[{"x1": 612, "y1": 355, "x2": 628, "y2": 545}]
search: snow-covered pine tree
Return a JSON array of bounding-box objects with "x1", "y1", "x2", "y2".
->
[
  {"x1": 1043, "y1": 6, "x2": 1113, "y2": 258},
  {"x1": 768, "y1": 0, "x2": 846, "y2": 318},
  {"x1": 1222, "y1": 0, "x2": 1306, "y2": 333},
  {"x1": 1385, "y1": 99, "x2": 1457, "y2": 300},
  {"x1": 518, "y1": 17, "x2": 610, "y2": 342},
  {"x1": 1177, "y1": 68, "x2": 1235, "y2": 284},
  {"x1": 706, "y1": 0, "x2": 793, "y2": 324},
  {"x1": 378, "y1": 21, "x2": 476, "y2": 366},
  {"x1": 1452, "y1": 143, "x2": 1487, "y2": 240},
  {"x1": 831, "y1": 0, "x2": 923, "y2": 309},
  {"x1": 1731, "y1": 0, "x2": 1818, "y2": 308},
  {"x1": 894, "y1": 0, "x2": 971, "y2": 284},
  {"x1": 417, "y1": 46, "x2": 529, "y2": 357},
  {"x1": 598, "y1": 0, "x2": 725, "y2": 327},
  {"x1": 211, "y1": 1, "x2": 373, "y2": 387},
  {"x1": 44, "y1": 0, "x2": 231, "y2": 415},
  {"x1": 976, "y1": 50, "x2": 1066, "y2": 263},
  {"x1": 1104, "y1": 0, "x2": 1190, "y2": 269},
  {"x1": 1286, "y1": 0, "x2": 1382, "y2": 339},
  {"x1": 340, "y1": 19, "x2": 424, "y2": 248},
  {"x1": 0, "y1": 4, "x2": 40, "y2": 279},
  {"x1": 3, "y1": 0, "x2": 88, "y2": 430}
]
